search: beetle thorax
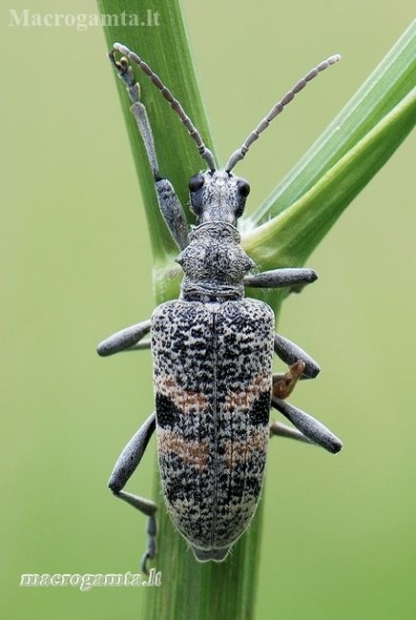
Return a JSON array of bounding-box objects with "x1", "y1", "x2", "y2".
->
[{"x1": 177, "y1": 222, "x2": 254, "y2": 302}]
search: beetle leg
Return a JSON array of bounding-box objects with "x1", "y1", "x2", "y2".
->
[
  {"x1": 269, "y1": 421, "x2": 313, "y2": 444},
  {"x1": 108, "y1": 413, "x2": 158, "y2": 573},
  {"x1": 244, "y1": 267, "x2": 317, "y2": 290},
  {"x1": 271, "y1": 397, "x2": 342, "y2": 454},
  {"x1": 97, "y1": 319, "x2": 151, "y2": 356},
  {"x1": 274, "y1": 333, "x2": 320, "y2": 379}
]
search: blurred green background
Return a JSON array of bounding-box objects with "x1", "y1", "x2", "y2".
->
[{"x1": 2, "y1": 1, "x2": 415, "y2": 618}]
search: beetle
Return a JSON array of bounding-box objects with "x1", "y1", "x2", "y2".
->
[{"x1": 97, "y1": 43, "x2": 343, "y2": 571}]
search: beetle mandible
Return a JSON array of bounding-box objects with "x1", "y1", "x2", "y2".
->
[{"x1": 98, "y1": 43, "x2": 343, "y2": 571}]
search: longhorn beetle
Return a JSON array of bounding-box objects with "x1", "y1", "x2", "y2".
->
[{"x1": 98, "y1": 43, "x2": 343, "y2": 572}]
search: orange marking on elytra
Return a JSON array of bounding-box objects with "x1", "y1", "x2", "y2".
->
[
  {"x1": 225, "y1": 374, "x2": 271, "y2": 410},
  {"x1": 155, "y1": 374, "x2": 208, "y2": 413},
  {"x1": 224, "y1": 428, "x2": 269, "y2": 469},
  {"x1": 158, "y1": 430, "x2": 209, "y2": 470}
]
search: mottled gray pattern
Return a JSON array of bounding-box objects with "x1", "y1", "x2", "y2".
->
[
  {"x1": 178, "y1": 223, "x2": 254, "y2": 301},
  {"x1": 151, "y1": 299, "x2": 274, "y2": 556}
]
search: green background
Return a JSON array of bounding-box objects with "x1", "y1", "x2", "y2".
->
[{"x1": 2, "y1": 1, "x2": 415, "y2": 618}]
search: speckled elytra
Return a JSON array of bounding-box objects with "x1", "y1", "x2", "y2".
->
[{"x1": 97, "y1": 43, "x2": 343, "y2": 572}]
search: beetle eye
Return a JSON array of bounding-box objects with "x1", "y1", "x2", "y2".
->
[
  {"x1": 237, "y1": 179, "x2": 250, "y2": 198},
  {"x1": 189, "y1": 174, "x2": 205, "y2": 192}
]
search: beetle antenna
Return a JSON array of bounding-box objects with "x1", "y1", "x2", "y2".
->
[
  {"x1": 113, "y1": 43, "x2": 216, "y2": 171},
  {"x1": 225, "y1": 54, "x2": 341, "y2": 172}
]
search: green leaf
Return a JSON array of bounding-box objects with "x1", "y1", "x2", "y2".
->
[
  {"x1": 243, "y1": 19, "x2": 416, "y2": 311},
  {"x1": 250, "y1": 19, "x2": 416, "y2": 226},
  {"x1": 244, "y1": 86, "x2": 416, "y2": 311}
]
